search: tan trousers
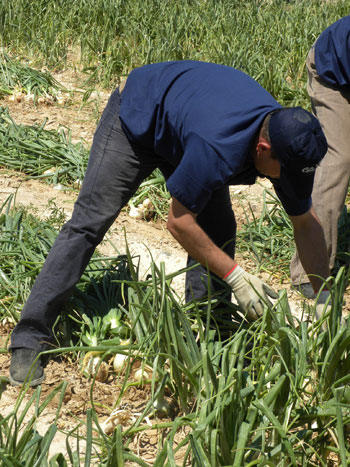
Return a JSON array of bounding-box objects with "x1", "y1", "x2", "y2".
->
[{"x1": 290, "y1": 46, "x2": 350, "y2": 286}]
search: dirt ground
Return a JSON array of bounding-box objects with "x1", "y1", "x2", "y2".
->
[{"x1": 0, "y1": 65, "x2": 348, "y2": 463}]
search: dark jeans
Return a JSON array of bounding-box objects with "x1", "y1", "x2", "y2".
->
[{"x1": 10, "y1": 90, "x2": 236, "y2": 352}]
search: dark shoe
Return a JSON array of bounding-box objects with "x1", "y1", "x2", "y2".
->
[
  {"x1": 293, "y1": 282, "x2": 316, "y2": 299},
  {"x1": 9, "y1": 348, "x2": 45, "y2": 386}
]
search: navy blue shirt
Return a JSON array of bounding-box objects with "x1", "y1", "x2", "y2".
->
[
  {"x1": 315, "y1": 16, "x2": 350, "y2": 87},
  {"x1": 120, "y1": 61, "x2": 311, "y2": 216}
]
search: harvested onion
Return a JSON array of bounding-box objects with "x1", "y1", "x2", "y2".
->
[
  {"x1": 86, "y1": 356, "x2": 109, "y2": 382},
  {"x1": 133, "y1": 368, "x2": 150, "y2": 381},
  {"x1": 113, "y1": 353, "x2": 128, "y2": 372}
]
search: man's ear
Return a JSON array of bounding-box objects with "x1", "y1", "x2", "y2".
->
[{"x1": 256, "y1": 140, "x2": 271, "y2": 157}]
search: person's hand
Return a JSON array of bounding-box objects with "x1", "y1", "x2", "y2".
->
[
  {"x1": 224, "y1": 265, "x2": 278, "y2": 320},
  {"x1": 314, "y1": 290, "x2": 331, "y2": 329}
]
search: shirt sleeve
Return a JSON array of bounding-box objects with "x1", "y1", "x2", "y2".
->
[
  {"x1": 166, "y1": 134, "x2": 233, "y2": 213},
  {"x1": 272, "y1": 181, "x2": 312, "y2": 216}
]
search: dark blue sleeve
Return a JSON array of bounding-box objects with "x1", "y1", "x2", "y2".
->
[
  {"x1": 166, "y1": 134, "x2": 233, "y2": 213},
  {"x1": 315, "y1": 16, "x2": 350, "y2": 87},
  {"x1": 272, "y1": 181, "x2": 312, "y2": 216}
]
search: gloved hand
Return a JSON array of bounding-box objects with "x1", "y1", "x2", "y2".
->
[
  {"x1": 314, "y1": 290, "x2": 331, "y2": 329},
  {"x1": 224, "y1": 265, "x2": 278, "y2": 321}
]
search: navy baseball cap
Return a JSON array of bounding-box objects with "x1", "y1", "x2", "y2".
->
[{"x1": 269, "y1": 107, "x2": 327, "y2": 199}]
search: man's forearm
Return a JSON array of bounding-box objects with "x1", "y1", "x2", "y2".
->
[
  {"x1": 290, "y1": 207, "x2": 330, "y2": 292},
  {"x1": 167, "y1": 198, "x2": 236, "y2": 278}
]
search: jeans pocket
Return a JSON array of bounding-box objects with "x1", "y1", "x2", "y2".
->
[{"x1": 95, "y1": 90, "x2": 121, "y2": 134}]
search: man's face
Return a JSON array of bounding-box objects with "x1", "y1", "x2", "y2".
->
[{"x1": 254, "y1": 145, "x2": 281, "y2": 179}]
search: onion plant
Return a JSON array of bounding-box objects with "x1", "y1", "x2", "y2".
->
[
  {"x1": 0, "y1": 195, "x2": 60, "y2": 320},
  {"x1": 0, "y1": 50, "x2": 63, "y2": 101},
  {"x1": 82, "y1": 256, "x2": 350, "y2": 466},
  {"x1": 0, "y1": 107, "x2": 89, "y2": 185},
  {"x1": 0, "y1": 382, "x2": 71, "y2": 466},
  {"x1": 236, "y1": 187, "x2": 294, "y2": 282},
  {"x1": 334, "y1": 205, "x2": 350, "y2": 273}
]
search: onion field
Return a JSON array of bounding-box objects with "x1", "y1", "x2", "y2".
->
[{"x1": 0, "y1": 0, "x2": 350, "y2": 465}]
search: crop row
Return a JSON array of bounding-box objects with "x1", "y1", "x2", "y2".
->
[{"x1": 0, "y1": 0, "x2": 348, "y2": 97}]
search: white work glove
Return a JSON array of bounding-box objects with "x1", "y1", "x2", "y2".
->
[
  {"x1": 314, "y1": 290, "x2": 331, "y2": 329},
  {"x1": 224, "y1": 266, "x2": 278, "y2": 321}
]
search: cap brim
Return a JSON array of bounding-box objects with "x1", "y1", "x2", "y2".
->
[{"x1": 279, "y1": 166, "x2": 315, "y2": 200}]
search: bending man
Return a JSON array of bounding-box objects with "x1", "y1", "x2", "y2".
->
[{"x1": 9, "y1": 60, "x2": 329, "y2": 386}]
